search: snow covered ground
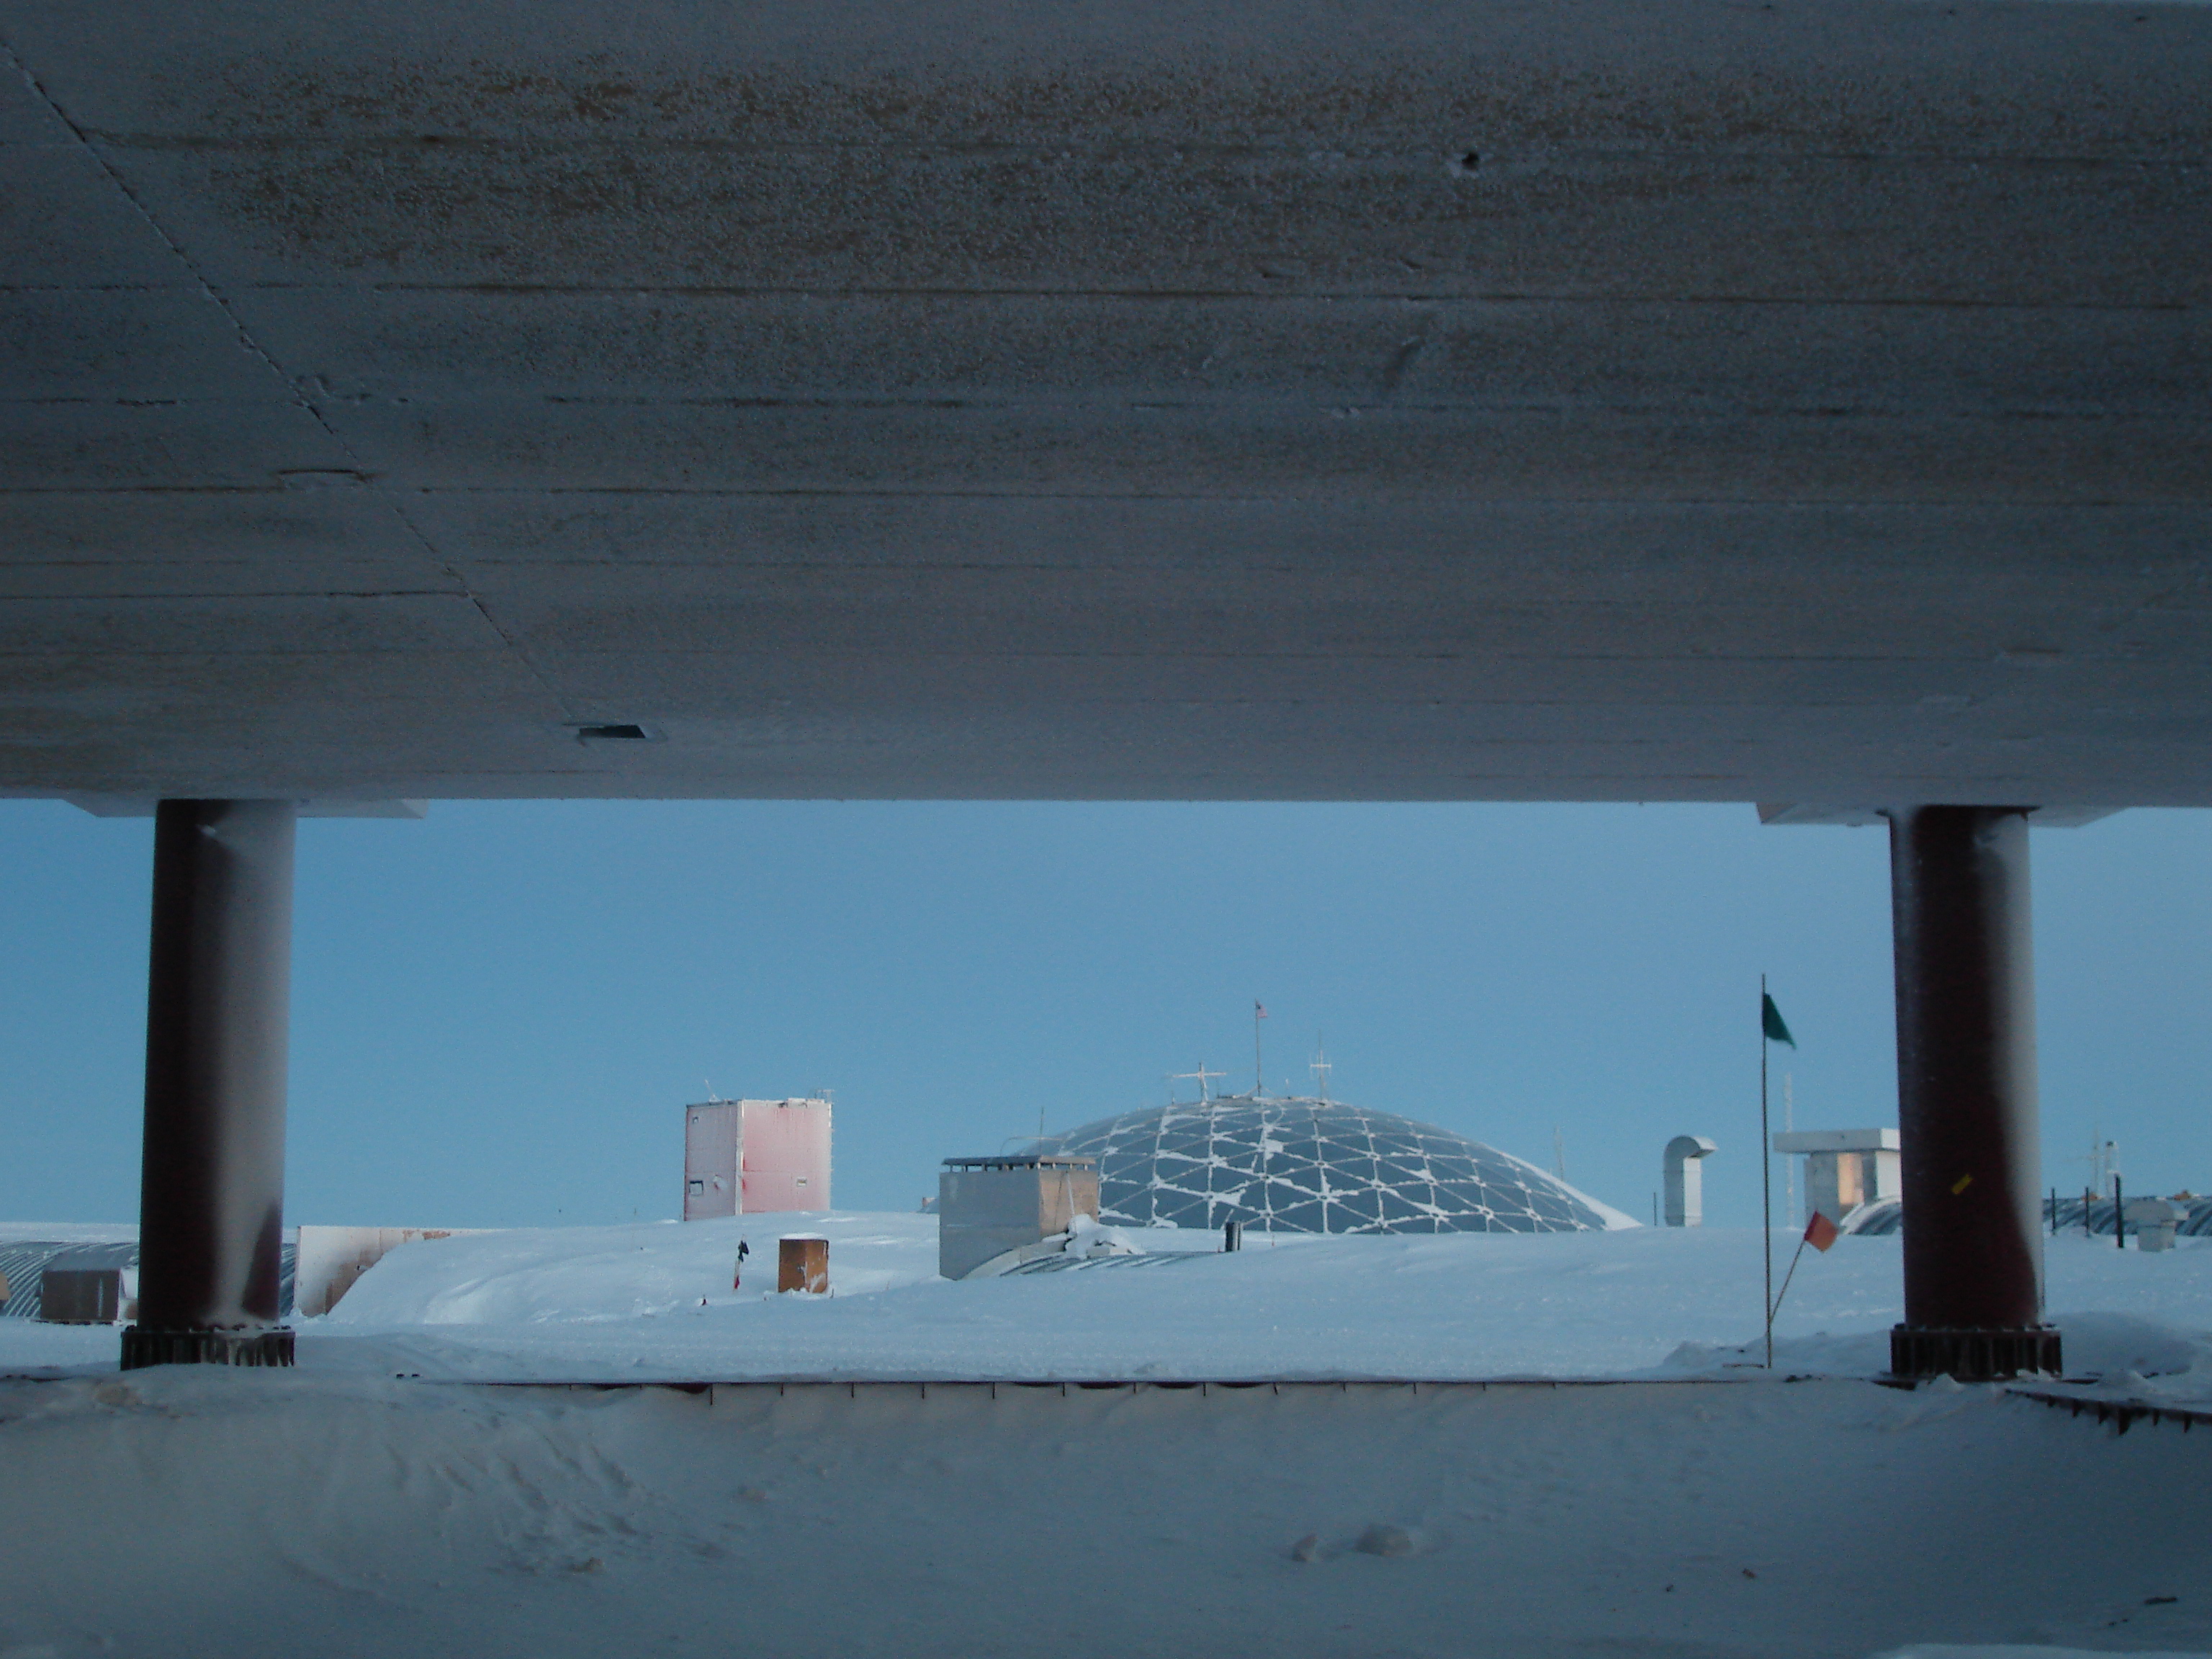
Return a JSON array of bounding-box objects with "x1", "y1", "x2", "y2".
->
[
  {"x1": 0, "y1": 1221, "x2": 142, "y2": 1245},
  {"x1": 3, "y1": 1366, "x2": 2208, "y2": 1659},
  {"x1": 9, "y1": 1213, "x2": 2205, "y2": 1386},
  {"x1": 4, "y1": 1220, "x2": 2211, "y2": 1658},
  {"x1": 318, "y1": 1218, "x2": 2212, "y2": 1388}
]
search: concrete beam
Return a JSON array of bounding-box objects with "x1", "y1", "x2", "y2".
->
[{"x1": 1, "y1": 1, "x2": 2207, "y2": 802}]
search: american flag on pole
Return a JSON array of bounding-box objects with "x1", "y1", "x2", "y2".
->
[{"x1": 1256, "y1": 1002, "x2": 1268, "y2": 1018}]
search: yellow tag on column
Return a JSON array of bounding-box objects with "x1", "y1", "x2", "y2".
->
[{"x1": 1951, "y1": 1173, "x2": 1974, "y2": 1195}]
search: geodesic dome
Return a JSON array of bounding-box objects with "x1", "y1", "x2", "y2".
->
[{"x1": 1045, "y1": 1095, "x2": 1614, "y2": 1233}]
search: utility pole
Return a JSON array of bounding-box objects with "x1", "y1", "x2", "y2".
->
[{"x1": 1761, "y1": 976, "x2": 1773, "y2": 1370}]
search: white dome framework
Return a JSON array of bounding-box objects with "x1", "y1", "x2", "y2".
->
[{"x1": 1046, "y1": 1096, "x2": 1611, "y2": 1234}]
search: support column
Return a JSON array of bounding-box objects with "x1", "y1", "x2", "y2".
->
[
  {"x1": 1886, "y1": 806, "x2": 2060, "y2": 1380},
  {"x1": 122, "y1": 800, "x2": 297, "y2": 1370}
]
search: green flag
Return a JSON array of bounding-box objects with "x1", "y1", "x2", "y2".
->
[{"x1": 1762, "y1": 992, "x2": 1797, "y2": 1048}]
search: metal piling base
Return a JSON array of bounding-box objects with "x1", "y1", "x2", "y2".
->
[
  {"x1": 120, "y1": 1326, "x2": 295, "y2": 1370},
  {"x1": 1890, "y1": 1323, "x2": 2061, "y2": 1382}
]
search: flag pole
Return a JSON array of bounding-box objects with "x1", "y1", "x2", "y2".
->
[
  {"x1": 1770, "y1": 1230, "x2": 1810, "y2": 1326},
  {"x1": 1761, "y1": 974, "x2": 1773, "y2": 1370}
]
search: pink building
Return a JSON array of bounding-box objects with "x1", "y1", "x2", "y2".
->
[{"x1": 683, "y1": 1099, "x2": 832, "y2": 1220}]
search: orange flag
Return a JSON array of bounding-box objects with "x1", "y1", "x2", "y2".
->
[{"x1": 1804, "y1": 1210, "x2": 1840, "y2": 1252}]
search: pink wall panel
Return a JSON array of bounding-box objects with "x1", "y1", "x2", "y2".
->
[{"x1": 740, "y1": 1100, "x2": 832, "y2": 1213}]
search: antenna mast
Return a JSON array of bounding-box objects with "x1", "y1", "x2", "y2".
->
[
  {"x1": 1172, "y1": 1063, "x2": 1225, "y2": 1103},
  {"x1": 1310, "y1": 1038, "x2": 1331, "y2": 1104}
]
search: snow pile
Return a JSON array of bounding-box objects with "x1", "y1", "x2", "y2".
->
[
  {"x1": 977, "y1": 1210, "x2": 1161, "y2": 1274},
  {"x1": 9, "y1": 1222, "x2": 2212, "y2": 1392},
  {"x1": 292, "y1": 1220, "x2": 2212, "y2": 1386},
  {"x1": 1064, "y1": 1212, "x2": 1147, "y2": 1256},
  {"x1": 1665, "y1": 1309, "x2": 2212, "y2": 1388},
  {"x1": 0, "y1": 1222, "x2": 137, "y2": 1245},
  {"x1": 6, "y1": 1222, "x2": 2212, "y2": 1655},
  {"x1": 4, "y1": 1367, "x2": 2210, "y2": 1659},
  {"x1": 325, "y1": 1212, "x2": 937, "y2": 1326}
]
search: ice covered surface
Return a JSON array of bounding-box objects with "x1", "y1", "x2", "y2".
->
[
  {"x1": 6, "y1": 1220, "x2": 2211, "y2": 1386},
  {"x1": 6, "y1": 1223, "x2": 2212, "y2": 1656},
  {"x1": 4, "y1": 1367, "x2": 2210, "y2": 1659},
  {"x1": 329, "y1": 1210, "x2": 942, "y2": 1325},
  {"x1": 315, "y1": 1218, "x2": 2212, "y2": 1385},
  {"x1": 0, "y1": 1220, "x2": 136, "y2": 1244}
]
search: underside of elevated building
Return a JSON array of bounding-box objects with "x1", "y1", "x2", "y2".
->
[{"x1": 2, "y1": 0, "x2": 2206, "y2": 809}]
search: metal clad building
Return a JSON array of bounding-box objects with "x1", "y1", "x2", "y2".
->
[
  {"x1": 683, "y1": 1098, "x2": 832, "y2": 1220},
  {"x1": 0, "y1": 1238, "x2": 298, "y2": 1321},
  {"x1": 937, "y1": 1154, "x2": 1101, "y2": 1281},
  {"x1": 683, "y1": 1105, "x2": 742, "y2": 1220}
]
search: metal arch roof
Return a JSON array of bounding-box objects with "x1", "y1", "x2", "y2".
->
[
  {"x1": 1847, "y1": 1194, "x2": 2212, "y2": 1238},
  {"x1": 0, "y1": 1238, "x2": 298, "y2": 1320},
  {"x1": 0, "y1": 1240, "x2": 138, "y2": 1319}
]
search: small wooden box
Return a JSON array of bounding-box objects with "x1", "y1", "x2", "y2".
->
[{"x1": 778, "y1": 1234, "x2": 829, "y2": 1294}]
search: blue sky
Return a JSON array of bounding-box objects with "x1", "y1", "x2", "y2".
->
[{"x1": 3, "y1": 799, "x2": 2206, "y2": 1231}]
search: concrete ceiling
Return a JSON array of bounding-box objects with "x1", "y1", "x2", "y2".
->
[{"x1": 3, "y1": 1, "x2": 2207, "y2": 805}]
